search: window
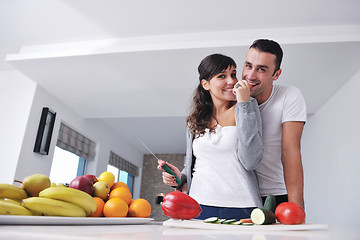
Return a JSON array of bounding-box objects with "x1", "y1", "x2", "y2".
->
[
  {"x1": 50, "y1": 123, "x2": 96, "y2": 184},
  {"x1": 50, "y1": 146, "x2": 86, "y2": 184},
  {"x1": 107, "y1": 165, "x2": 135, "y2": 195},
  {"x1": 108, "y1": 151, "x2": 138, "y2": 196}
]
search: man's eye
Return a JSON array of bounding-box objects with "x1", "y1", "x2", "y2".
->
[
  {"x1": 245, "y1": 64, "x2": 252, "y2": 69},
  {"x1": 258, "y1": 68, "x2": 266, "y2": 72}
]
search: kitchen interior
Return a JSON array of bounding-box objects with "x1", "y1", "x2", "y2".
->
[{"x1": 0, "y1": 0, "x2": 360, "y2": 239}]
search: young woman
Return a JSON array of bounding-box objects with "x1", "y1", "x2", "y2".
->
[{"x1": 159, "y1": 54, "x2": 263, "y2": 220}]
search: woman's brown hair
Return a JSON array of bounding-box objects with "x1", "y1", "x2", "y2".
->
[{"x1": 186, "y1": 53, "x2": 237, "y2": 137}]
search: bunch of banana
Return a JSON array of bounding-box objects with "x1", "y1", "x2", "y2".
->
[
  {"x1": 0, "y1": 183, "x2": 28, "y2": 200},
  {"x1": 0, "y1": 183, "x2": 96, "y2": 217},
  {"x1": 0, "y1": 199, "x2": 32, "y2": 216},
  {"x1": 0, "y1": 183, "x2": 31, "y2": 216},
  {"x1": 21, "y1": 197, "x2": 86, "y2": 217},
  {"x1": 37, "y1": 187, "x2": 96, "y2": 216}
]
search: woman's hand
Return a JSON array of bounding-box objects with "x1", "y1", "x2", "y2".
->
[
  {"x1": 157, "y1": 161, "x2": 181, "y2": 187},
  {"x1": 233, "y1": 80, "x2": 251, "y2": 102}
]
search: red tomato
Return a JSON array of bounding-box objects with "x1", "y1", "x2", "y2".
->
[{"x1": 275, "y1": 202, "x2": 306, "y2": 225}]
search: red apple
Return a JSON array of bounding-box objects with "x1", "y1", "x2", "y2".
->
[
  {"x1": 69, "y1": 176, "x2": 94, "y2": 195},
  {"x1": 83, "y1": 174, "x2": 98, "y2": 184}
]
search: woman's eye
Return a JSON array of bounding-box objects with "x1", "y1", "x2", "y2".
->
[
  {"x1": 217, "y1": 74, "x2": 225, "y2": 79},
  {"x1": 231, "y1": 73, "x2": 237, "y2": 78}
]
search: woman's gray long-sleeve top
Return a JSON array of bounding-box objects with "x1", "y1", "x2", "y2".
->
[{"x1": 179, "y1": 98, "x2": 264, "y2": 208}]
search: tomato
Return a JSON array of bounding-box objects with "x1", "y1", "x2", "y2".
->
[
  {"x1": 161, "y1": 191, "x2": 202, "y2": 220},
  {"x1": 275, "y1": 202, "x2": 306, "y2": 225}
]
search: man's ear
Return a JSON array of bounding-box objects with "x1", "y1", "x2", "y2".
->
[
  {"x1": 272, "y1": 69, "x2": 282, "y2": 81},
  {"x1": 201, "y1": 79, "x2": 209, "y2": 90}
]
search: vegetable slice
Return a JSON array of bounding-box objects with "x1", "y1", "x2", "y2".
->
[
  {"x1": 203, "y1": 217, "x2": 219, "y2": 223},
  {"x1": 222, "y1": 219, "x2": 237, "y2": 224}
]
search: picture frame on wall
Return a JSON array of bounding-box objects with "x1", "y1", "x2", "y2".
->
[{"x1": 33, "y1": 107, "x2": 56, "y2": 155}]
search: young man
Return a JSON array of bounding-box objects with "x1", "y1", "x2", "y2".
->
[{"x1": 242, "y1": 39, "x2": 307, "y2": 209}]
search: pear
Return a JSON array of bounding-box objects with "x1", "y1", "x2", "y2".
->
[
  {"x1": 93, "y1": 181, "x2": 110, "y2": 200},
  {"x1": 21, "y1": 174, "x2": 51, "y2": 197}
]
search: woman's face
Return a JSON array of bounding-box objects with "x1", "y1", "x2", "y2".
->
[{"x1": 202, "y1": 65, "x2": 238, "y2": 103}]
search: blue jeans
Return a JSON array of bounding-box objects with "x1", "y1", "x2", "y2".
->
[{"x1": 195, "y1": 205, "x2": 255, "y2": 220}]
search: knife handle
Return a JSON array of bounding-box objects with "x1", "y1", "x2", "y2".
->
[{"x1": 161, "y1": 163, "x2": 182, "y2": 185}]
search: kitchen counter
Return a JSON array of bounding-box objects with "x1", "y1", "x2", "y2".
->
[{"x1": 0, "y1": 222, "x2": 359, "y2": 240}]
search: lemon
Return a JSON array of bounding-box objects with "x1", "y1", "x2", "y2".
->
[{"x1": 98, "y1": 171, "x2": 115, "y2": 188}]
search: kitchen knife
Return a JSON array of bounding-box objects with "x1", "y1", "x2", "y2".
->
[{"x1": 139, "y1": 140, "x2": 182, "y2": 185}]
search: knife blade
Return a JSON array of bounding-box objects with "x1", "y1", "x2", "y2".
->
[
  {"x1": 139, "y1": 139, "x2": 159, "y2": 161},
  {"x1": 139, "y1": 139, "x2": 181, "y2": 185}
]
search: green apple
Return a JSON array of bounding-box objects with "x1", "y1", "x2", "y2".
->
[{"x1": 93, "y1": 181, "x2": 110, "y2": 199}]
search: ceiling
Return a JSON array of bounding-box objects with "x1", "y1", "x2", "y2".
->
[{"x1": 1, "y1": 0, "x2": 360, "y2": 154}]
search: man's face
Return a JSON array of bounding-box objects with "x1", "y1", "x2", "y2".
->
[{"x1": 242, "y1": 48, "x2": 281, "y2": 104}]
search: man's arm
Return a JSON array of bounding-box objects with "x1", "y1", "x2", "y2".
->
[{"x1": 281, "y1": 121, "x2": 305, "y2": 209}]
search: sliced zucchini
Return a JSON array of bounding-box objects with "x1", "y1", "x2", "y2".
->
[
  {"x1": 242, "y1": 222, "x2": 254, "y2": 226},
  {"x1": 203, "y1": 217, "x2": 219, "y2": 223},
  {"x1": 216, "y1": 218, "x2": 227, "y2": 224},
  {"x1": 232, "y1": 220, "x2": 243, "y2": 225},
  {"x1": 263, "y1": 194, "x2": 276, "y2": 213},
  {"x1": 250, "y1": 208, "x2": 276, "y2": 225},
  {"x1": 222, "y1": 219, "x2": 237, "y2": 224}
]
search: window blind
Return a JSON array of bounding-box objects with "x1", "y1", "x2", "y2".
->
[
  {"x1": 109, "y1": 151, "x2": 139, "y2": 176},
  {"x1": 56, "y1": 123, "x2": 96, "y2": 161}
]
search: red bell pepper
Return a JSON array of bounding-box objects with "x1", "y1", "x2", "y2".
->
[{"x1": 161, "y1": 191, "x2": 202, "y2": 220}]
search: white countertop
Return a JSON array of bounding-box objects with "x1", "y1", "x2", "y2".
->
[{"x1": 0, "y1": 222, "x2": 359, "y2": 240}]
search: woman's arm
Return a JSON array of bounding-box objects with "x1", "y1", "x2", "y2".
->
[{"x1": 235, "y1": 98, "x2": 263, "y2": 171}]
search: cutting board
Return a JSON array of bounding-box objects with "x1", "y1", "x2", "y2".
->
[{"x1": 163, "y1": 219, "x2": 328, "y2": 232}]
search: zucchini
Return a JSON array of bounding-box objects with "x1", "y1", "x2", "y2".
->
[
  {"x1": 250, "y1": 208, "x2": 276, "y2": 225},
  {"x1": 242, "y1": 222, "x2": 254, "y2": 226},
  {"x1": 216, "y1": 218, "x2": 227, "y2": 224},
  {"x1": 263, "y1": 194, "x2": 276, "y2": 213},
  {"x1": 203, "y1": 217, "x2": 219, "y2": 223},
  {"x1": 222, "y1": 219, "x2": 237, "y2": 224},
  {"x1": 232, "y1": 221, "x2": 243, "y2": 225}
]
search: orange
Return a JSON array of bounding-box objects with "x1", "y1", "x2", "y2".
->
[
  {"x1": 108, "y1": 187, "x2": 132, "y2": 205},
  {"x1": 111, "y1": 181, "x2": 129, "y2": 191},
  {"x1": 128, "y1": 198, "x2": 151, "y2": 218},
  {"x1": 88, "y1": 197, "x2": 105, "y2": 217},
  {"x1": 98, "y1": 171, "x2": 115, "y2": 188},
  {"x1": 103, "y1": 198, "x2": 128, "y2": 217}
]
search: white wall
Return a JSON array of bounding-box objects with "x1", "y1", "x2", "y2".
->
[
  {"x1": 0, "y1": 72, "x2": 143, "y2": 198},
  {"x1": 302, "y1": 70, "x2": 360, "y2": 226},
  {"x1": 0, "y1": 70, "x2": 36, "y2": 184}
]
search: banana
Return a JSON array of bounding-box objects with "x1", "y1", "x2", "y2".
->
[
  {"x1": 0, "y1": 199, "x2": 32, "y2": 215},
  {"x1": 0, "y1": 183, "x2": 28, "y2": 200},
  {"x1": 3, "y1": 198, "x2": 22, "y2": 205},
  {"x1": 21, "y1": 197, "x2": 86, "y2": 217},
  {"x1": 39, "y1": 187, "x2": 96, "y2": 216}
]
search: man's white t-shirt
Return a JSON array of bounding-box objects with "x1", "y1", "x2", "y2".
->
[{"x1": 257, "y1": 84, "x2": 307, "y2": 196}]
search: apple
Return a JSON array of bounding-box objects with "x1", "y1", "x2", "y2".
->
[
  {"x1": 69, "y1": 176, "x2": 94, "y2": 195},
  {"x1": 83, "y1": 174, "x2": 98, "y2": 184},
  {"x1": 93, "y1": 181, "x2": 110, "y2": 200}
]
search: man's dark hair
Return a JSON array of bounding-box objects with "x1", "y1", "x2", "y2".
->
[{"x1": 250, "y1": 39, "x2": 283, "y2": 75}]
